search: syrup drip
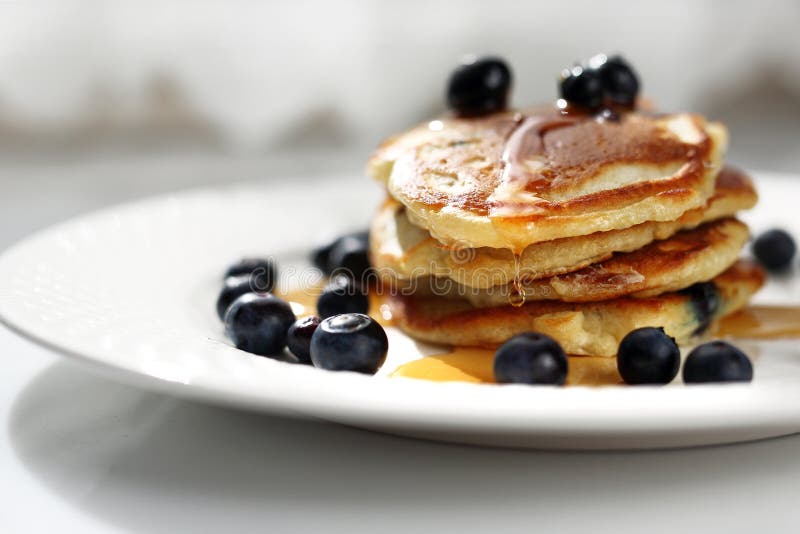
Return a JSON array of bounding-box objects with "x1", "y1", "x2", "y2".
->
[
  {"x1": 491, "y1": 111, "x2": 582, "y2": 293},
  {"x1": 509, "y1": 253, "x2": 526, "y2": 307}
]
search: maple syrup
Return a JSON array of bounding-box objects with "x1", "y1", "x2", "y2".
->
[
  {"x1": 509, "y1": 254, "x2": 526, "y2": 307},
  {"x1": 275, "y1": 283, "x2": 395, "y2": 327},
  {"x1": 718, "y1": 306, "x2": 800, "y2": 339},
  {"x1": 487, "y1": 112, "x2": 581, "y2": 254},
  {"x1": 390, "y1": 347, "x2": 622, "y2": 386},
  {"x1": 490, "y1": 111, "x2": 583, "y2": 306}
]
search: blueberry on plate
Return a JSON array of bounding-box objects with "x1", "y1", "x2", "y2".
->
[
  {"x1": 216, "y1": 275, "x2": 257, "y2": 320},
  {"x1": 224, "y1": 257, "x2": 277, "y2": 293},
  {"x1": 559, "y1": 64, "x2": 604, "y2": 109},
  {"x1": 446, "y1": 56, "x2": 512, "y2": 117},
  {"x1": 327, "y1": 232, "x2": 371, "y2": 282},
  {"x1": 311, "y1": 242, "x2": 333, "y2": 273},
  {"x1": 594, "y1": 54, "x2": 639, "y2": 106},
  {"x1": 752, "y1": 229, "x2": 796, "y2": 272},
  {"x1": 310, "y1": 230, "x2": 369, "y2": 275},
  {"x1": 683, "y1": 341, "x2": 753, "y2": 384},
  {"x1": 616, "y1": 327, "x2": 680, "y2": 385},
  {"x1": 317, "y1": 275, "x2": 369, "y2": 319},
  {"x1": 286, "y1": 315, "x2": 320, "y2": 364},
  {"x1": 310, "y1": 313, "x2": 388, "y2": 374},
  {"x1": 224, "y1": 293, "x2": 296, "y2": 357},
  {"x1": 493, "y1": 332, "x2": 568, "y2": 385}
]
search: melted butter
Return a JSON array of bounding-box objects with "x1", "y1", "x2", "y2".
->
[
  {"x1": 390, "y1": 347, "x2": 622, "y2": 386},
  {"x1": 718, "y1": 306, "x2": 800, "y2": 339}
]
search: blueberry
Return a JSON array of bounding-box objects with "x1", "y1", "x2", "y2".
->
[
  {"x1": 317, "y1": 276, "x2": 369, "y2": 319},
  {"x1": 446, "y1": 56, "x2": 512, "y2": 117},
  {"x1": 493, "y1": 332, "x2": 568, "y2": 385},
  {"x1": 595, "y1": 54, "x2": 639, "y2": 106},
  {"x1": 752, "y1": 229, "x2": 796, "y2": 272},
  {"x1": 348, "y1": 230, "x2": 370, "y2": 245},
  {"x1": 310, "y1": 231, "x2": 369, "y2": 275},
  {"x1": 559, "y1": 64, "x2": 604, "y2": 109},
  {"x1": 327, "y1": 233, "x2": 371, "y2": 282},
  {"x1": 683, "y1": 341, "x2": 753, "y2": 383},
  {"x1": 679, "y1": 282, "x2": 720, "y2": 336},
  {"x1": 286, "y1": 315, "x2": 320, "y2": 364},
  {"x1": 616, "y1": 327, "x2": 680, "y2": 385},
  {"x1": 310, "y1": 313, "x2": 388, "y2": 374},
  {"x1": 216, "y1": 275, "x2": 257, "y2": 320},
  {"x1": 224, "y1": 293, "x2": 296, "y2": 356},
  {"x1": 224, "y1": 257, "x2": 276, "y2": 293},
  {"x1": 311, "y1": 243, "x2": 333, "y2": 273}
]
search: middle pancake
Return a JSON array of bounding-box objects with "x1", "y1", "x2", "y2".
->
[
  {"x1": 371, "y1": 166, "x2": 756, "y2": 289},
  {"x1": 412, "y1": 217, "x2": 748, "y2": 306}
]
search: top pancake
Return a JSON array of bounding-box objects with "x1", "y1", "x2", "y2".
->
[{"x1": 368, "y1": 105, "x2": 728, "y2": 251}]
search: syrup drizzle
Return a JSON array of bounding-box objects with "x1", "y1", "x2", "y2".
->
[
  {"x1": 509, "y1": 253, "x2": 526, "y2": 307},
  {"x1": 490, "y1": 113, "x2": 581, "y2": 220},
  {"x1": 492, "y1": 110, "x2": 581, "y2": 306}
]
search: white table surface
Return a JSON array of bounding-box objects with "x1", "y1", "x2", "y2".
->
[{"x1": 3, "y1": 157, "x2": 800, "y2": 534}]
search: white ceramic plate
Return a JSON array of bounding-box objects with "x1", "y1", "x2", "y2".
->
[{"x1": 1, "y1": 172, "x2": 799, "y2": 450}]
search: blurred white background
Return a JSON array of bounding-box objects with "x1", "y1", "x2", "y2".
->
[{"x1": 0, "y1": 0, "x2": 798, "y2": 246}]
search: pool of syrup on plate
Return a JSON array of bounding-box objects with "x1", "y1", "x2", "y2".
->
[{"x1": 277, "y1": 283, "x2": 800, "y2": 386}]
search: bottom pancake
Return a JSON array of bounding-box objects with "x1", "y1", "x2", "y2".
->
[{"x1": 387, "y1": 260, "x2": 764, "y2": 357}]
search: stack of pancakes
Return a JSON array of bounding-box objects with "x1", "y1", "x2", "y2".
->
[{"x1": 367, "y1": 106, "x2": 764, "y2": 357}]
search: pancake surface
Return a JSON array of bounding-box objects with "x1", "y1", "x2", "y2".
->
[
  {"x1": 369, "y1": 105, "x2": 728, "y2": 250},
  {"x1": 371, "y1": 166, "x2": 757, "y2": 288},
  {"x1": 387, "y1": 261, "x2": 764, "y2": 357}
]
